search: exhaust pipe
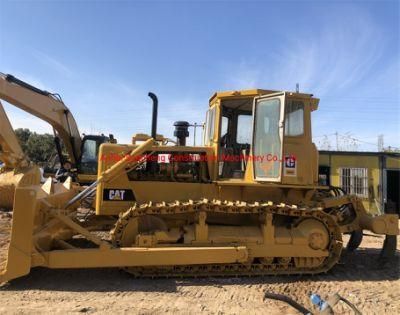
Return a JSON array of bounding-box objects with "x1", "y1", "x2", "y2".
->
[{"x1": 148, "y1": 92, "x2": 158, "y2": 139}]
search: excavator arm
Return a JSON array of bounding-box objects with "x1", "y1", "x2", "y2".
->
[
  {"x1": 0, "y1": 101, "x2": 28, "y2": 168},
  {"x1": 0, "y1": 73, "x2": 82, "y2": 165}
]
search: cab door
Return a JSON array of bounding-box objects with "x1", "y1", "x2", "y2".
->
[{"x1": 252, "y1": 93, "x2": 285, "y2": 182}]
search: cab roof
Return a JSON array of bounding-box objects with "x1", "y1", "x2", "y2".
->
[{"x1": 209, "y1": 89, "x2": 319, "y2": 111}]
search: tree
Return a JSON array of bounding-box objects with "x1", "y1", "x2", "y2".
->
[
  {"x1": 26, "y1": 133, "x2": 57, "y2": 164},
  {"x1": 14, "y1": 128, "x2": 58, "y2": 165},
  {"x1": 14, "y1": 128, "x2": 31, "y2": 153}
]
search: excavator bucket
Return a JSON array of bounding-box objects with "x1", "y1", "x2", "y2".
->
[
  {"x1": 0, "y1": 170, "x2": 21, "y2": 209},
  {"x1": 0, "y1": 167, "x2": 41, "y2": 209}
]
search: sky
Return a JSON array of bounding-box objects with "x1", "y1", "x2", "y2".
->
[{"x1": 0, "y1": 0, "x2": 399, "y2": 151}]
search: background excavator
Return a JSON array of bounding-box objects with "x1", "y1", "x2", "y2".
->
[
  {"x1": 0, "y1": 83, "x2": 397, "y2": 282},
  {"x1": 0, "y1": 73, "x2": 115, "y2": 208}
]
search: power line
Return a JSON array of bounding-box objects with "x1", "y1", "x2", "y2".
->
[{"x1": 314, "y1": 132, "x2": 400, "y2": 151}]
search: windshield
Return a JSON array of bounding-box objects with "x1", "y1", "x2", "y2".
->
[
  {"x1": 80, "y1": 138, "x2": 101, "y2": 175},
  {"x1": 81, "y1": 139, "x2": 97, "y2": 163}
]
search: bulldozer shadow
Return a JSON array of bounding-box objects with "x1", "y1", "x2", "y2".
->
[{"x1": 0, "y1": 248, "x2": 398, "y2": 293}]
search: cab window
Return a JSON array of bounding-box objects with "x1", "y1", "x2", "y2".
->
[
  {"x1": 236, "y1": 114, "x2": 252, "y2": 144},
  {"x1": 285, "y1": 100, "x2": 304, "y2": 136},
  {"x1": 81, "y1": 139, "x2": 97, "y2": 163},
  {"x1": 221, "y1": 116, "x2": 228, "y2": 138},
  {"x1": 204, "y1": 106, "x2": 216, "y2": 145}
]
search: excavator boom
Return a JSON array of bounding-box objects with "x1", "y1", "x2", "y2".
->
[
  {"x1": 0, "y1": 72, "x2": 86, "y2": 209},
  {"x1": 0, "y1": 73, "x2": 81, "y2": 164}
]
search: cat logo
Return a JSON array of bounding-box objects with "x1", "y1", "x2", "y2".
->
[
  {"x1": 103, "y1": 188, "x2": 135, "y2": 201},
  {"x1": 109, "y1": 189, "x2": 125, "y2": 201}
]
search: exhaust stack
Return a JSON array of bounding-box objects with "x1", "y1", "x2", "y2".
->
[{"x1": 148, "y1": 92, "x2": 158, "y2": 139}]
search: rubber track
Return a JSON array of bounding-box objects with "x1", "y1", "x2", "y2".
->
[{"x1": 111, "y1": 199, "x2": 343, "y2": 278}]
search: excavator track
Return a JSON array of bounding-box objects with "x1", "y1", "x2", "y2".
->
[{"x1": 111, "y1": 199, "x2": 343, "y2": 278}]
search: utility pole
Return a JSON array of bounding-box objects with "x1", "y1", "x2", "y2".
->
[{"x1": 335, "y1": 131, "x2": 339, "y2": 151}]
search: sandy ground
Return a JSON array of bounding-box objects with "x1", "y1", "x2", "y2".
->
[{"x1": 0, "y1": 211, "x2": 399, "y2": 314}]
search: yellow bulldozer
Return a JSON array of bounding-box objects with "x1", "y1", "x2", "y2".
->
[
  {"x1": 0, "y1": 73, "x2": 115, "y2": 209},
  {"x1": 0, "y1": 82, "x2": 398, "y2": 282}
]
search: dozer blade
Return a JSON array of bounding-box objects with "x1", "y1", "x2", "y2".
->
[
  {"x1": 0, "y1": 179, "x2": 77, "y2": 283},
  {"x1": 0, "y1": 188, "x2": 37, "y2": 283}
]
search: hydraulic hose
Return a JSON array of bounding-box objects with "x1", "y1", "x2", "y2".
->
[{"x1": 264, "y1": 292, "x2": 311, "y2": 314}]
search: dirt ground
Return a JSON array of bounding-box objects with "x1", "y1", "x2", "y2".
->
[{"x1": 0, "y1": 211, "x2": 399, "y2": 314}]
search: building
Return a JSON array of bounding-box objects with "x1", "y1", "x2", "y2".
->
[{"x1": 318, "y1": 151, "x2": 400, "y2": 215}]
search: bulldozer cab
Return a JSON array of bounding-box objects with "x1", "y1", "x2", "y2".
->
[{"x1": 207, "y1": 90, "x2": 320, "y2": 186}]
